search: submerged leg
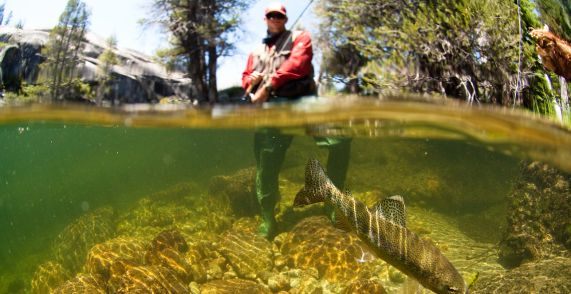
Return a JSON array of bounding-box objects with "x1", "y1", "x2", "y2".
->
[
  {"x1": 254, "y1": 129, "x2": 293, "y2": 239},
  {"x1": 314, "y1": 136, "x2": 352, "y2": 221}
]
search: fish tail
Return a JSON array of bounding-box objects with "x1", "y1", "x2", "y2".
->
[{"x1": 294, "y1": 159, "x2": 331, "y2": 207}]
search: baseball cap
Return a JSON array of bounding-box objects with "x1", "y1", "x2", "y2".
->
[{"x1": 265, "y1": 2, "x2": 287, "y2": 16}]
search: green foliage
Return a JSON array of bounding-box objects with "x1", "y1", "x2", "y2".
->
[
  {"x1": 315, "y1": 0, "x2": 569, "y2": 119},
  {"x1": 94, "y1": 36, "x2": 119, "y2": 105},
  {"x1": 535, "y1": 0, "x2": 571, "y2": 40},
  {"x1": 40, "y1": 0, "x2": 90, "y2": 101},
  {"x1": 3, "y1": 83, "x2": 49, "y2": 103},
  {"x1": 152, "y1": 47, "x2": 186, "y2": 73}
]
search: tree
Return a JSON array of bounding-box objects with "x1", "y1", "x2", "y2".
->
[
  {"x1": 315, "y1": 0, "x2": 367, "y2": 94},
  {"x1": 144, "y1": 0, "x2": 253, "y2": 104},
  {"x1": 0, "y1": 2, "x2": 13, "y2": 26},
  {"x1": 96, "y1": 36, "x2": 119, "y2": 105},
  {"x1": 40, "y1": 0, "x2": 90, "y2": 101}
]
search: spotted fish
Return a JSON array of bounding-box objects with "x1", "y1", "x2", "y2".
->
[{"x1": 294, "y1": 159, "x2": 468, "y2": 294}]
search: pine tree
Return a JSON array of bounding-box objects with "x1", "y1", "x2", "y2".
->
[
  {"x1": 41, "y1": 0, "x2": 90, "y2": 101},
  {"x1": 96, "y1": 36, "x2": 119, "y2": 105}
]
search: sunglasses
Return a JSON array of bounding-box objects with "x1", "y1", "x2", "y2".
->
[{"x1": 266, "y1": 13, "x2": 286, "y2": 20}]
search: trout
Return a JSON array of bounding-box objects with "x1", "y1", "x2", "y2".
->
[{"x1": 294, "y1": 159, "x2": 468, "y2": 294}]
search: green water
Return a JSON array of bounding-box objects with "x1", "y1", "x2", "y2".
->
[{"x1": 0, "y1": 98, "x2": 570, "y2": 293}]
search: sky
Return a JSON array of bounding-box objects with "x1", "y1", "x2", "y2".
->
[{"x1": 5, "y1": 0, "x2": 319, "y2": 89}]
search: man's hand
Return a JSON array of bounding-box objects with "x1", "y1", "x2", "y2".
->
[
  {"x1": 249, "y1": 71, "x2": 264, "y2": 86},
  {"x1": 251, "y1": 85, "x2": 270, "y2": 104}
]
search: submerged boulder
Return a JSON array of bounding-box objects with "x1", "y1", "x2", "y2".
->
[
  {"x1": 52, "y1": 207, "x2": 116, "y2": 273},
  {"x1": 218, "y1": 221, "x2": 274, "y2": 279},
  {"x1": 209, "y1": 168, "x2": 258, "y2": 217},
  {"x1": 112, "y1": 265, "x2": 189, "y2": 293},
  {"x1": 30, "y1": 261, "x2": 71, "y2": 294},
  {"x1": 85, "y1": 237, "x2": 147, "y2": 281},
  {"x1": 499, "y1": 161, "x2": 571, "y2": 267},
  {"x1": 52, "y1": 274, "x2": 106, "y2": 294},
  {"x1": 472, "y1": 256, "x2": 571, "y2": 293},
  {"x1": 342, "y1": 278, "x2": 388, "y2": 294},
  {"x1": 200, "y1": 279, "x2": 271, "y2": 294},
  {"x1": 145, "y1": 229, "x2": 193, "y2": 282},
  {"x1": 280, "y1": 216, "x2": 380, "y2": 283}
]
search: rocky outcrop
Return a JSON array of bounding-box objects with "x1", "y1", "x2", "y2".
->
[
  {"x1": 472, "y1": 256, "x2": 571, "y2": 294},
  {"x1": 499, "y1": 161, "x2": 571, "y2": 268},
  {"x1": 0, "y1": 27, "x2": 193, "y2": 103},
  {"x1": 0, "y1": 44, "x2": 25, "y2": 91}
]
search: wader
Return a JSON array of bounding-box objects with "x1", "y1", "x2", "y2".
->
[{"x1": 254, "y1": 100, "x2": 351, "y2": 239}]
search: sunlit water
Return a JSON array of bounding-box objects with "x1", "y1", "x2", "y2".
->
[{"x1": 0, "y1": 96, "x2": 570, "y2": 293}]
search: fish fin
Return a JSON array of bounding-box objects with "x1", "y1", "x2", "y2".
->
[
  {"x1": 294, "y1": 159, "x2": 330, "y2": 207},
  {"x1": 375, "y1": 195, "x2": 406, "y2": 227}
]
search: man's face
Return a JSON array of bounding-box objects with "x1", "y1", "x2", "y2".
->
[{"x1": 265, "y1": 12, "x2": 287, "y2": 34}]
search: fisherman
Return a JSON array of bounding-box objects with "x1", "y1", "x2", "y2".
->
[{"x1": 242, "y1": 2, "x2": 351, "y2": 239}]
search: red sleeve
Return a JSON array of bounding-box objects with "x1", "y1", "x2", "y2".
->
[
  {"x1": 271, "y1": 31, "x2": 313, "y2": 89},
  {"x1": 242, "y1": 54, "x2": 255, "y2": 90}
]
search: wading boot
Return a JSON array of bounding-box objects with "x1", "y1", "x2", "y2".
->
[{"x1": 258, "y1": 197, "x2": 278, "y2": 239}]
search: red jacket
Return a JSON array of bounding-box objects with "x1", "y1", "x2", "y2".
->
[{"x1": 242, "y1": 31, "x2": 313, "y2": 91}]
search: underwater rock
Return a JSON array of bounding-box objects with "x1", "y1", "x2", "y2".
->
[
  {"x1": 117, "y1": 184, "x2": 234, "y2": 241},
  {"x1": 52, "y1": 207, "x2": 116, "y2": 274},
  {"x1": 289, "y1": 273, "x2": 322, "y2": 294},
  {"x1": 85, "y1": 237, "x2": 146, "y2": 281},
  {"x1": 472, "y1": 256, "x2": 571, "y2": 293},
  {"x1": 341, "y1": 278, "x2": 387, "y2": 294},
  {"x1": 144, "y1": 229, "x2": 193, "y2": 282},
  {"x1": 112, "y1": 264, "x2": 189, "y2": 293},
  {"x1": 185, "y1": 242, "x2": 210, "y2": 283},
  {"x1": 52, "y1": 274, "x2": 106, "y2": 294},
  {"x1": 209, "y1": 168, "x2": 258, "y2": 217},
  {"x1": 118, "y1": 198, "x2": 189, "y2": 230},
  {"x1": 280, "y1": 216, "x2": 379, "y2": 283},
  {"x1": 267, "y1": 272, "x2": 291, "y2": 292},
  {"x1": 267, "y1": 268, "x2": 322, "y2": 293},
  {"x1": 30, "y1": 261, "x2": 71, "y2": 294},
  {"x1": 218, "y1": 222, "x2": 274, "y2": 279},
  {"x1": 200, "y1": 278, "x2": 272, "y2": 294},
  {"x1": 148, "y1": 229, "x2": 189, "y2": 254},
  {"x1": 499, "y1": 161, "x2": 571, "y2": 267},
  {"x1": 148, "y1": 247, "x2": 193, "y2": 282}
]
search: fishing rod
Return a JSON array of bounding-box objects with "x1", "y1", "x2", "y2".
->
[{"x1": 242, "y1": 0, "x2": 316, "y2": 103}]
